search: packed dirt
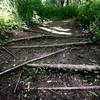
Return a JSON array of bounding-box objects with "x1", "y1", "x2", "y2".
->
[{"x1": 0, "y1": 19, "x2": 100, "y2": 100}]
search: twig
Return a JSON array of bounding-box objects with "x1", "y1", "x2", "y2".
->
[
  {"x1": 1, "y1": 47, "x2": 17, "y2": 59},
  {"x1": 13, "y1": 73, "x2": 22, "y2": 93},
  {"x1": 27, "y1": 64, "x2": 100, "y2": 71},
  {"x1": 49, "y1": 89, "x2": 62, "y2": 96},
  {"x1": 8, "y1": 41, "x2": 91, "y2": 49},
  {"x1": 76, "y1": 54, "x2": 97, "y2": 63},
  {"x1": 88, "y1": 91, "x2": 98, "y2": 97},
  {"x1": 24, "y1": 86, "x2": 100, "y2": 90},
  {"x1": 0, "y1": 47, "x2": 68, "y2": 76}
]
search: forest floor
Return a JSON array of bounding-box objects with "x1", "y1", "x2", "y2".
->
[{"x1": 0, "y1": 18, "x2": 100, "y2": 100}]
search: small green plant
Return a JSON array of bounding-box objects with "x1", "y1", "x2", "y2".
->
[{"x1": 22, "y1": 67, "x2": 47, "y2": 82}]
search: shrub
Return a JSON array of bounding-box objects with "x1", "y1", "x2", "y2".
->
[
  {"x1": 0, "y1": 6, "x2": 21, "y2": 45},
  {"x1": 39, "y1": 4, "x2": 78, "y2": 20},
  {"x1": 77, "y1": 0, "x2": 100, "y2": 27},
  {"x1": 89, "y1": 21, "x2": 100, "y2": 41},
  {"x1": 77, "y1": 0, "x2": 100, "y2": 40},
  {"x1": 63, "y1": 4, "x2": 78, "y2": 18},
  {"x1": 14, "y1": 0, "x2": 42, "y2": 26}
]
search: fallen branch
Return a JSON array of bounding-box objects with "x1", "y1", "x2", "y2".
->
[
  {"x1": 7, "y1": 35, "x2": 88, "y2": 44},
  {"x1": 25, "y1": 86, "x2": 100, "y2": 90},
  {"x1": 8, "y1": 41, "x2": 91, "y2": 49},
  {"x1": 22, "y1": 27, "x2": 48, "y2": 34},
  {"x1": 27, "y1": 64, "x2": 100, "y2": 71},
  {"x1": 7, "y1": 35, "x2": 51, "y2": 43},
  {"x1": 0, "y1": 47, "x2": 68, "y2": 76}
]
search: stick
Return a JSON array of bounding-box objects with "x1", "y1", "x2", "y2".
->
[
  {"x1": 7, "y1": 35, "x2": 51, "y2": 43},
  {"x1": 25, "y1": 86, "x2": 100, "y2": 90},
  {"x1": 0, "y1": 47, "x2": 68, "y2": 76},
  {"x1": 1, "y1": 47, "x2": 17, "y2": 59},
  {"x1": 13, "y1": 73, "x2": 22, "y2": 93},
  {"x1": 27, "y1": 64, "x2": 100, "y2": 71},
  {"x1": 48, "y1": 89, "x2": 63, "y2": 97},
  {"x1": 8, "y1": 41, "x2": 91, "y2": 49}
]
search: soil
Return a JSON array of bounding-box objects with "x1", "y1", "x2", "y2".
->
[{"x1": 0, "y1": 19, "x2": 100, "y2": 100}]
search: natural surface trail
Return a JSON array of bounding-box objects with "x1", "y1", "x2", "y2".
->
[{"x1": 0, "y1": 19, "x2": 100, "y2": 100}]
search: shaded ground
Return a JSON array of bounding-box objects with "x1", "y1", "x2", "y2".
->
[{"x1": 0, "y1": 19, "x2": 100, "y2": 100}]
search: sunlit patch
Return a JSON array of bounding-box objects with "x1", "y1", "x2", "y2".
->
[
  {"x1": 39, "y1": 26, "x2": 72, "y2": 35},
  {"x1": 52, "y1": 26, "x2": 71, "y2": 32}
]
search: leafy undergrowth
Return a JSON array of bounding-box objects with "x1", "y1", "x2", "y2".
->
[
  {"x1": 0, "y1": 2, "x2": 22, "y2": 45},
  {"x1": 77, "y1": 0, "x2": 100, "y2": 41},
  {"x1": 0, "y1": 33, "x2": 9, "y2": 46}
]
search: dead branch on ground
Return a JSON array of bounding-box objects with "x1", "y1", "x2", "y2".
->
[
  {"x1": 27, "y1": 64, "x2": 100, "y2": 71},
  {"x1": 25, "y1": 86, "x2": 100, "y2": 90},
  {"x1": 8, "y1": 41, "x2": 91, "y2": 49}
]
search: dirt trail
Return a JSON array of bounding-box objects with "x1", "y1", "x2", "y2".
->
[{"x1": 0, "y1": 19, "x2": 100, "y2": 100}]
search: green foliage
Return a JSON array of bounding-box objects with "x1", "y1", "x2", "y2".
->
[
  {"x1": 40, "y1": 4, "x2": 78, "y2": 20},
  {"x1": 0, "y1": 15, "x2": 21, "y2": 32},
  {"x1": 63, "y1": 4, "x2": 79, "y2": 18},
  {"x1": 77, "y1": 0, "x2": 100, "y2": 40},
  {"x1": 0, "y1": 6, "x2": 21, "y2": 45},
  {"x1": 0, "y1": 15, "x2": 21, "y2": 45},
  {"x1": 46, "y1": 0, "x2": 57, "y2": 5},
  {"x1": 0, "y1": 33, "x2": 8, "y2": 46},
  {"x1": 22, "y1": 67, "x2": 47, "y2": 82},
  {"x1": 15, "y1": 0, "x2": 42, "y2": 26},
  {"x1": 77, "y1": 0, "x2": 100, "y2": 27},
  {"x1": 14, "y1": 0, "x2": 79, "y2": 22},
  {"x1": 89, "y1": 21, "x2": 100, "y2": 41}
]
